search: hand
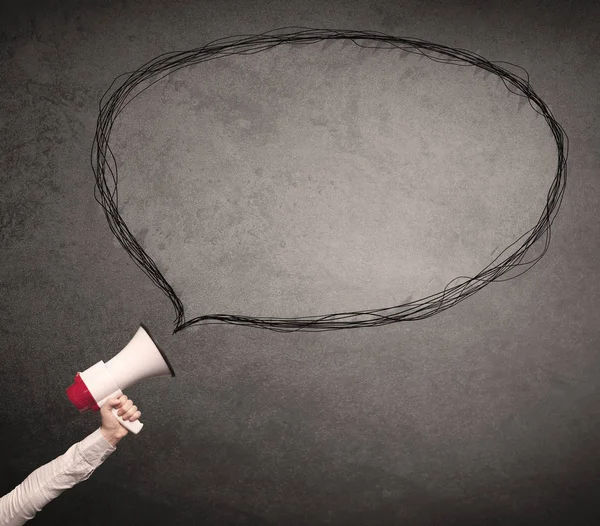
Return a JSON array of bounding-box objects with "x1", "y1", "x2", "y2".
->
[{"x1": 100, "y1": 394, "x2": 142, "y2": 445}]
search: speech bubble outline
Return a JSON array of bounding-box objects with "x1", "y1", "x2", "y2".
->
[{"x1": 91, "y1": 27, "x2": 568, "y2": 334}]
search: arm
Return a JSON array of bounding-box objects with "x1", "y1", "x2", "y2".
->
[
  {"x1": 0, "y1": 396, "x2": 140, "y2": 525},
  {"x1": 0, "y1": 429, "x2": 117, "y2": 526}
]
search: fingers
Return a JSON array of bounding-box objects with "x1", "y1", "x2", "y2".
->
[
  {"x1": 128, "y1": 410, "x2": 142, "y2": 422},
  {"x1": 115, "y1": 395, "x2": 141, "y2": 421},
  {"x1": 120, "y1": 407, "x2": 141, "y2": 422},
  {"x1": 112, "y1": 394, "x2": 128, "y2": 406}
]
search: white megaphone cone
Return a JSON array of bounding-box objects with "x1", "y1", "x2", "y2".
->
[{"x1": 66, "y1": 324, "x2": 175, "y2": 435}]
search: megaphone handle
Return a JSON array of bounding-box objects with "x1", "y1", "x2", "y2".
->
[{"x1": 111, "y1": 407, "x2": 144, "y2": 434}]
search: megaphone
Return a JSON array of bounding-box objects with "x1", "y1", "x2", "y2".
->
[{"x1": 66, "y1": 324, "x2": 175, "y2": 434}]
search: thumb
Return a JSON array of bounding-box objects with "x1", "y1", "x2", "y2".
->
[{"x1": 102, "y1": 398, "x2": 121, "y2": 411}]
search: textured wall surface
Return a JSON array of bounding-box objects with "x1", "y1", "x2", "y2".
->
[
  {"x1": 1, "y1": 0, "x2": 599, "y2": 524},
  {"x1": 112, "y1": 37, "x2": 554, "y2": 319}
]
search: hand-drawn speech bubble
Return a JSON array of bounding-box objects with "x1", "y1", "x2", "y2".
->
[{"x1": 92, "y1": 28, "x2": 568, "y2": 334}]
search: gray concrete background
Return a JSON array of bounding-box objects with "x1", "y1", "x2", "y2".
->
[
  {"x1": 1, "y1": 0, "x2": 599, "y2": 524},
  {"x1": 112, "y1": 36, "x2": 554, "y2": 319}
]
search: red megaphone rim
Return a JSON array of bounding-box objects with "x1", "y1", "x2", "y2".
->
[{"x1": 66, "y1": 373, "x2": 100, "y2": 413}]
